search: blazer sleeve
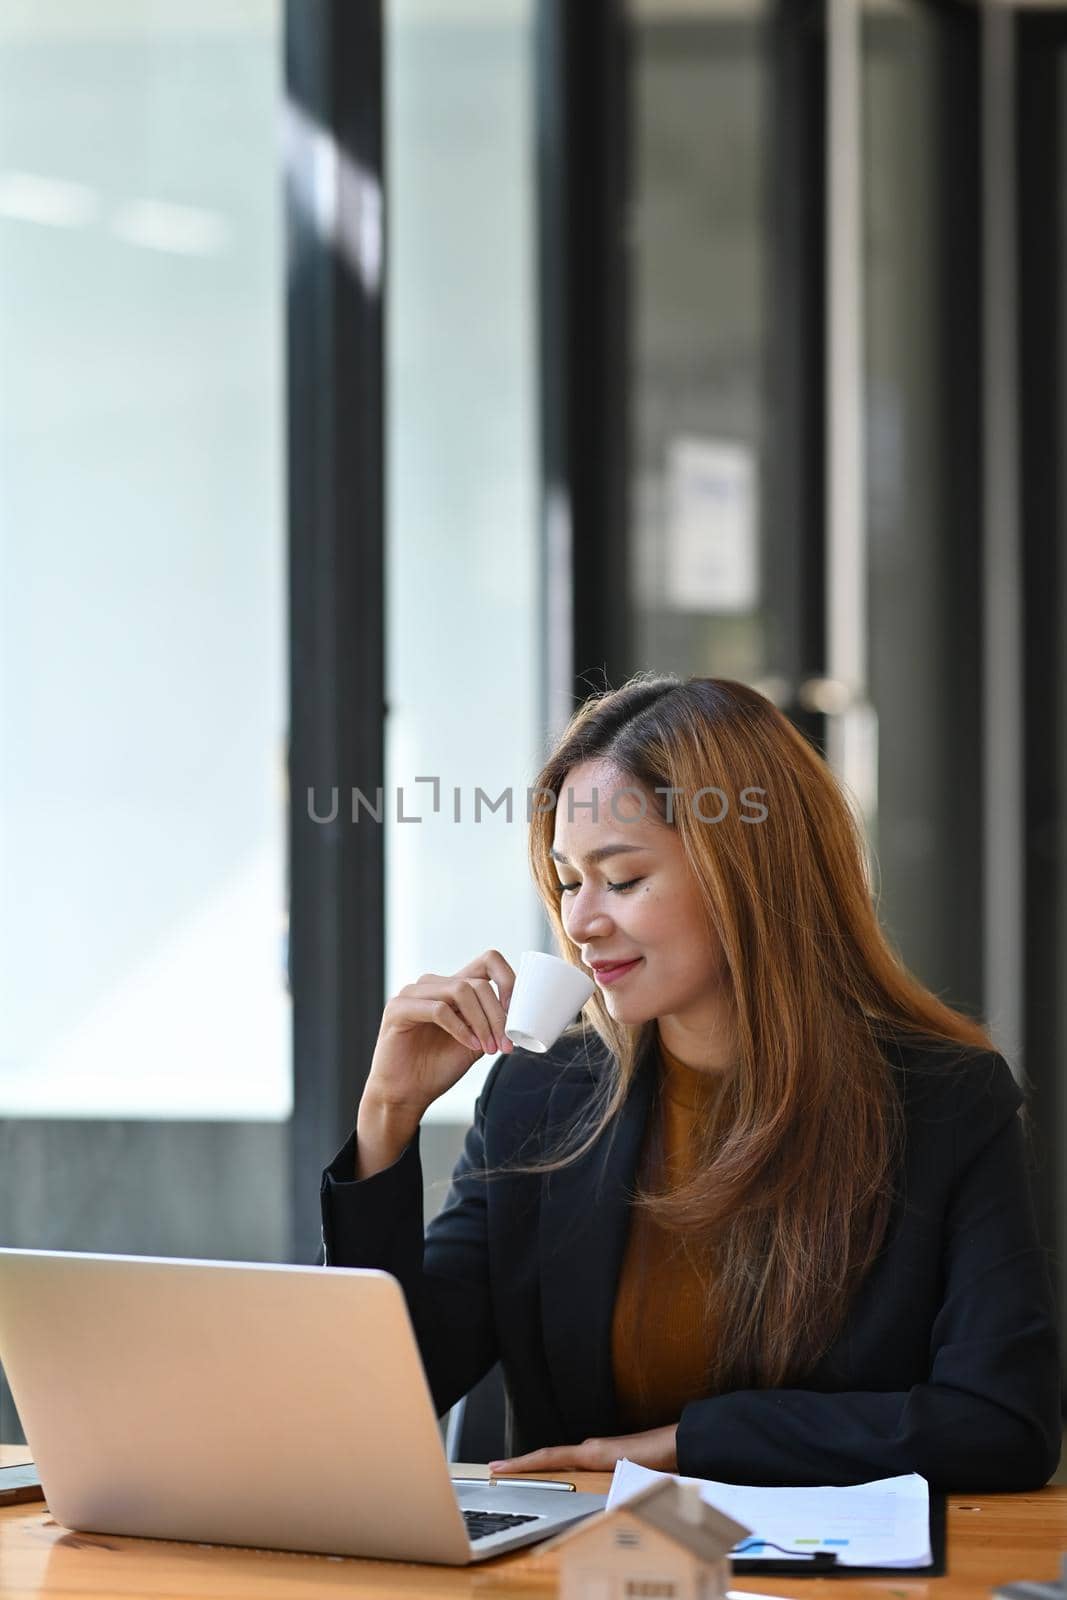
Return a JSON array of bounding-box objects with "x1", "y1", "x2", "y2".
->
[
  {"x1": 319, "y1": 1061, "x2": 505, "y2": 1418},
  {"x1": 675, "y1": 1054, "x2": 1062, "y2": 1490}
]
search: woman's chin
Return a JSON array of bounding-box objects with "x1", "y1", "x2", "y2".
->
[{"x1": 602, "y1": 991, "x2": 655, "y2": 1026}]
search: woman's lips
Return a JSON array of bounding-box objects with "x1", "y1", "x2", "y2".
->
[{"x1": 593, "y1": 957, "x2": 643, "y2": 986}]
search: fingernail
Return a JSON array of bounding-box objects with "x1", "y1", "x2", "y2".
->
[{"x1": 488, "y1": 1461, "x2": 506, "y2": 1473}]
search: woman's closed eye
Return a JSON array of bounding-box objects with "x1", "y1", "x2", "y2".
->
[{"x1": 556, "y1": 877, "x2": 643, "y2": 895}]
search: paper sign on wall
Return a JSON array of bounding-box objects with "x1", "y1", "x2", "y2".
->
[{"x1": 665, "y1": 436, "x2": 759, "y2": 614}]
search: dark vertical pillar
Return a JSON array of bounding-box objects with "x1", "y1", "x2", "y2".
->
[
  {"x1": 538, "y1": 0, "x2": 632, "y2": 699},
  {"x1": 934, "y1": 3, "x2": 984, "y2": 1019},
  {"x1": 764, "y1": 0, "x2": 827, "y2": 752},
  {"x1": 1017, "y1": 11, "x2": 1065, "y2": 1332},
  {"x1": 286, "y1": 0, "x2": 385, "y2": 1262}
]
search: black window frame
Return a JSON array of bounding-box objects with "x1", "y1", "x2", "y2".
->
[{"x1": 286, "y1": 0, "x2": 386, "y2": 1263}]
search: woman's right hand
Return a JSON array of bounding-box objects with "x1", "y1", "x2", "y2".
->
[{"x1": 357, "y1": 950, "x2": 517, "y2": 1172}]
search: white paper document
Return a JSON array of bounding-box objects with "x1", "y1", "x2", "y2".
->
[{"x1": 607, "y1": 1459, "x2": 932, "y2": 1569}]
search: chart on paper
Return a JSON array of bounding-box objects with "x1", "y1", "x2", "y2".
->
[{"x1": 607, "y1": 1459, "x2": 932, "y2": 1569}]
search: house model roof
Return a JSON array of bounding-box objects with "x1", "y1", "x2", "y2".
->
[{"x1": 540, "y1": 1476, "x2": 751, "y2": 1565}]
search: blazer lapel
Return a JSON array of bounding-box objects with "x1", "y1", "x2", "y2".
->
[{"x1": 539, "y1": 1051, "x2": 655, "y2": 1443}]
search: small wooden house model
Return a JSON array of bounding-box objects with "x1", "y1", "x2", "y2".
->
[{"x1": 540, "y1": 1476, "x2": 750, "y2": 1600}]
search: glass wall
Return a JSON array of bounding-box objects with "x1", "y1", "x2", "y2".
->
[
  {"x1": 385, "y1": 0, "x2": 542, "y2": 1127},
  {"x1": 627, "y1": 0, "x2": 773, "y2": 688},
  {"x1": 860, "y1": 0, "x2": 983, "y2": 1010},
  {"x1": 0, "y1": 0, "x2": 287, "y2": 1123},
  {"x1": 0, "y1": 0, "x2": 287, "y2": 1122}
]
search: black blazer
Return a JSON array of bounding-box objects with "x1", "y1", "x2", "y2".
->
[{"x1": 320, "y1": 1032, "x2": 1061, "y2": 1490}]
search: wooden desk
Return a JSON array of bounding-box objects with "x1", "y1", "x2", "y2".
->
[{"x1": 2, "y1": 1449, "x2": 1065, "y2": 1600}]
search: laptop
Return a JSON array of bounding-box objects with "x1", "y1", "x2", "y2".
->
[{"x1": 0, "y1": 1247, "x2": 604, "y2": 1563}]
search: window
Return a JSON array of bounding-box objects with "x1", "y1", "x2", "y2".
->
[
  {"x1": 384, "y1": 0, "x2": 542, "y2": 1126},
  {"x1": 0, "y1": 0, "x2": 288, "y2": 1121}
]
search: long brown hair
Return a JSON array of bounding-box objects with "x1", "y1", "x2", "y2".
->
[{"x1": 527, "y1": 674, "x2": 993, "y2": 1391}]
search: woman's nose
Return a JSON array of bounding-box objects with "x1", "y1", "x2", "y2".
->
[{"x1": 562, "y1": 888, "x2": 614, "y2": 943}]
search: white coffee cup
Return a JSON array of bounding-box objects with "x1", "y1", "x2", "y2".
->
[{"x1": 503, "y1": 951, "x2": 596, "y2": 1054}]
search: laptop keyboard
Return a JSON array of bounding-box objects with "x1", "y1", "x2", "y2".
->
[{"x1": 463, "y1": 1508, "x2": 541, "y2": 1542}]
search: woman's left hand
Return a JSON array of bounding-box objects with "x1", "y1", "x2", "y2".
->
[{"x1": 488, "y1": 1423, "x2": 678, "y2": 1476}]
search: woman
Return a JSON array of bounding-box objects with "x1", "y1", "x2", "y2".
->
[{"x1": 321, "y1": 675, "x2": 1060, "y2": 1489}]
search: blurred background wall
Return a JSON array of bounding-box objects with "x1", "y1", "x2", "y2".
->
[{"x1": 1, "y1": 0, "x2": 1065, "y2": 1440}]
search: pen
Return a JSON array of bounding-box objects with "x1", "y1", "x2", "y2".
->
[{"x1": 451, "y1": 1476, "x2": 576, "y2": 1492}]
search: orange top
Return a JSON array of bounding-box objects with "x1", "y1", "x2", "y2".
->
[{"x1": 611, "y1": 1037, "x2": 724, "y2": 1432}]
